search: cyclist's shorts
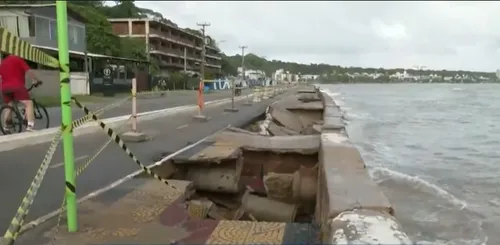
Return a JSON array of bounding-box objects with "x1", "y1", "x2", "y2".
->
[{"x1": 2, "y1": 87, "x2": 30, "y2": 104}]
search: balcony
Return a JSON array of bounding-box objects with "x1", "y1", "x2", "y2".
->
[
  {"x1": 150, "y1": 46, "x2": 202, "y2": 62},
  {"x1": 149, "y1": 27, "x2": 201, "y2": 50}
]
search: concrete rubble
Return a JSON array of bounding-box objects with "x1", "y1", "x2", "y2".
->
[{"x1": 143, "y1": 86, "x2": 412, "y2": 245}]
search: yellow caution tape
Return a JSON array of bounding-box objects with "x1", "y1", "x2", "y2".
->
[
  {"x1": 0, "y1": 28, "x2": 59, "y2": 69},
  {"x1": 72, "y1": 97, "x2": 176, "y2": 189}
]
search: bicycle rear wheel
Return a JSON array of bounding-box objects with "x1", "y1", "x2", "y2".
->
[
  {"x1": 34, "y1": 102, "x2": 50, "y2": 129},
  {"x1": 0, "y1": 105, "x2": 24, "y2": 134}
]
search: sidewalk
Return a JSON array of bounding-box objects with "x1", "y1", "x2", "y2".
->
[{"x1": 0, "y1": 90, "x2": 290, "y2": 238}]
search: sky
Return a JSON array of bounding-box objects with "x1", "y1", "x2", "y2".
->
[{"x1": 133, "y1": 1, "x2": 500, "y2": 72}]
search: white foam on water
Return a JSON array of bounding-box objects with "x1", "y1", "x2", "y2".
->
[{"x1": 370, "y1": 167, "x2": 467, "y2": 209}]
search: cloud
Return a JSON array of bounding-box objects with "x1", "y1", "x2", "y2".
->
[{"x1": 135, "y1": 1, "x2": 500, "y2": 71}]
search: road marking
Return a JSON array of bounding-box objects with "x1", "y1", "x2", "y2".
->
[
  {"x1": 176, "y1": 124, "x2": 188, "y2": 129},
  {"x1": 50, "y1": 155, "x2": 88, "y2": 169}
]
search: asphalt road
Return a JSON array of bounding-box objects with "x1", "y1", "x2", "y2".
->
[
  {"x1": 36, "y1": 89, "x2": 251, "y2": 129},
  {"x1": 0, "y1": 94, "x2": 272, "y2": 234}
]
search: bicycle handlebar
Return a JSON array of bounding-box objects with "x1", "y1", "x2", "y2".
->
[{"x1": 27, "y1": 81, "x2": 43, "y2": 92}]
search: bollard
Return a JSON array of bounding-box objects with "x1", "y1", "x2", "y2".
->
[
  {"x1": 224, "y1": 78, "x2": 239, "y2": 112},
  {"x1": 122, "y1": 78, "x2": 148, "y2": 142},
  {"x1": 193, "y1": 79, "x2": 210, "y2": 121}
]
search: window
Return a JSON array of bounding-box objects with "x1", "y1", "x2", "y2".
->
[
  {"x1": 0, "y1": 16, "x2": 19, "y2": 35},
  {"x1": 68, "y1": 24, "x2": 78, "y2": 44},
  {"x1": 28, "y1": 15, "x2": 35, "y2": 37},
  {"x1": 49, "y1": 20, "x2": 57, "y2": 40}
]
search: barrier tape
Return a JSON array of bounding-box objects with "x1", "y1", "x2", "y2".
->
[
  {"x1": 0, "y1": 114, "x2": 98, "y2": 245},
  {"x1": 48, "y1": 116, "x2": 133, "y2": 245},
  {"x1": 72, "y1": 98, "x2": 177, "y2": 189},
  {"x1": 0, "y1": 28, "x2": 59, "y2": 69},
  {"x1": 0, "y1": 95, "x2": 137, "y2": 245}
]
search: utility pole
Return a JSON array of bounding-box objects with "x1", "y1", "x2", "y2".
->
[
  {"x1": 197, "y1": 22, "x2": 210, "y2": 81},
  {"x1": 193, "y1": 22, "x2": 211, "y2": 122},
  {"x1": 239, "y1": 45, "x2": 247, "y2": 81}
]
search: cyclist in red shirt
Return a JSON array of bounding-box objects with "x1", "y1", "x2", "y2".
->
[{"x1": 0, "y1": 53, "x2": 42, "y2": 132}]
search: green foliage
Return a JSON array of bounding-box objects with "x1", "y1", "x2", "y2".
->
[
  {"x1": 221, "y1": 52, "x2": 497, "y2": 83},
  {"x1": 69, "y1": 3, "x2": 121, "y2": 56}
]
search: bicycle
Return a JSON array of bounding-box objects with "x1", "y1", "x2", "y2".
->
[{"x1": 0, "y1": 82, "x2": 49, "y2": 134}]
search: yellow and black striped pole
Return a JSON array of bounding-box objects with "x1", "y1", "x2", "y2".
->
[{"x1": 56, "y1": 1, "x2": 78, "y2": 232}]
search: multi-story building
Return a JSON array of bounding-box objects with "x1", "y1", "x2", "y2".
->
[
  {"x1": 109, "y1": 18, "x2": 222, "y2": 75},
  {"x1": 0, "y1": 3, "x2": 87, "y2": 66}
]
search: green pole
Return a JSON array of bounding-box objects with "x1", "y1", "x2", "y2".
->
[{"x1": 56, "y1": 1, "x2": 78, "y2": 232}]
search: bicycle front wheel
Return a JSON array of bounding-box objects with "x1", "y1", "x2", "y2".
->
[
  {"x1": 34, "y1": 102, "x2": 50, "y2": 129},
  {"x1": 0, "y1": 105, "x2": 24, "y2": 134}
]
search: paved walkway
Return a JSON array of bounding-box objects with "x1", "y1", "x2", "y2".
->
[
  {"x1": 0, "y1": 93, "x2": 259, "y2": 234},
  {"x1": 17, "y1": 179, "x2": 318, "y2": 245}
]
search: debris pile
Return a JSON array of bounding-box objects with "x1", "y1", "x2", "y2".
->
[{"x1": 168, "y1": 89, "x2": 323, "y2": 223}]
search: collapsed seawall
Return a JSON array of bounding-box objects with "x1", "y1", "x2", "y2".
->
[{"x1": 17, "y1": 85, "x2": 414, "y2": 244}]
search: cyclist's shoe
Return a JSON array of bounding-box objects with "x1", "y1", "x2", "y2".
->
[
  {"x1": 2, "y1": 127, "x2": 11, "y2": 134},
  {"x1": 26, "y1": 126, "x2": 36, "y2": 132}
]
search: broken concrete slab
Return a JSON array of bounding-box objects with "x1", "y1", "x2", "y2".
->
[
  {"x1": 214, "y1": 131, "x2": 320, "y2": 154},
  {"x1": 173, "y1": 141, "x2": 241, "y2": 164},
  {"x1": 186, "y1": 156, "x2": 243, "y2": 193},
  {"x1": 263, "y1": 172, "x2": 294, "y2": 203},
  {"x1": 187, "y1": 199, "x2": 215, "y2": 219},
  {"x1": 267, "y1": 121, "x2": 300, "y2": 136},
  {"x1": 301, "y1": 124, "x2": 322, "y2": 135},
  {"x1": 270, "y1": 107, "x2": 305, "y2": 132},
  {"x1": 298, "y1": 93, "x2": 321, "y2": 102},
  {"x1": 325, "y1": 209, "x2": 412, "y2": 244},
  {"x1": 242, "y1": 191, "x2": 298, "y2": 222}
]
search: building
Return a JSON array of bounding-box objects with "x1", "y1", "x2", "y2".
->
[
  {"x1": 108, "y1": 18, "x2": 222, "y2": 75},
  {"x1": 0, "y1": 4, "x2": 87, "y2": 68},
  {"x1": 237, "y1": 67, "x2": 265, "y2": 80},
  {"x1": 0, "y1": 4, "x2": 149, "y2": 95}
]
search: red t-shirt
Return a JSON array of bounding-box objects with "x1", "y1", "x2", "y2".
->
[{"x1": 0, "y1": 55, "x2": 30, "y2": 90}]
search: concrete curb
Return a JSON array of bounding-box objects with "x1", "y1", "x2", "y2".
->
[{"x1": 0, "y1": 94, "x2": 252, "y2": 152}]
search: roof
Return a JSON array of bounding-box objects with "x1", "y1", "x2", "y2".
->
[
  {"x1": 0, "y1": 4, "x2": 87, "y2": 24},
  {"x1": 33, "y1": 45, "x2": 148, "y2": 63}
]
